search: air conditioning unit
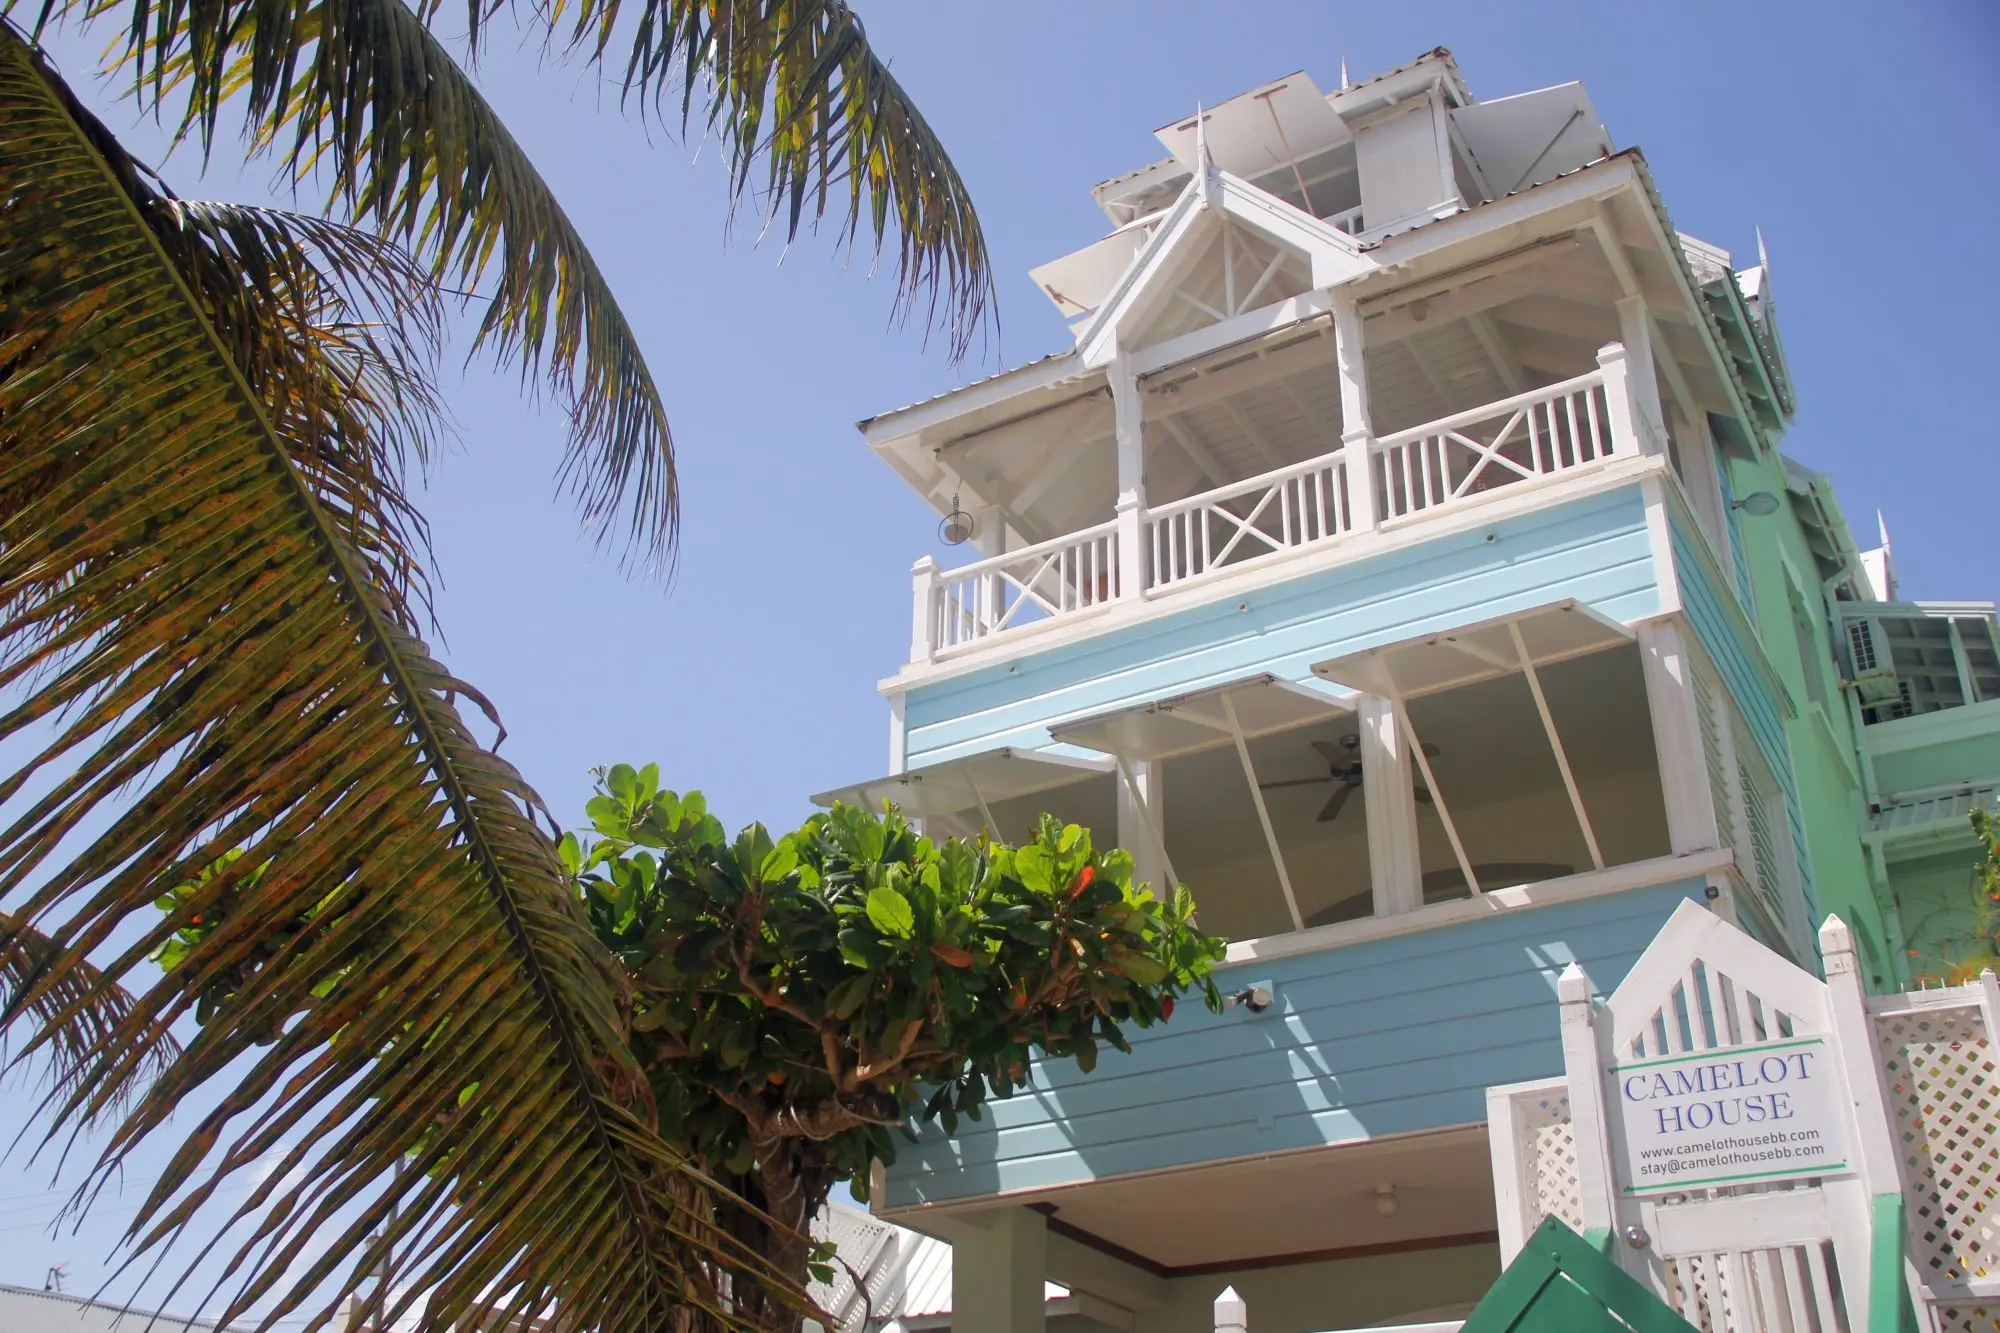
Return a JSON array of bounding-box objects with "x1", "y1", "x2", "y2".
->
[{"x1": 1844, "y1": 618, "x2": 1903, "y2": 706}]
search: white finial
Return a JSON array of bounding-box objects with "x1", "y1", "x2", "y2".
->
[
  {"x1": 1876, "y1": 508, "x2": 1891, "y2": 549},
  {"x1": 1756, "y1": 225, "x2": 1771, "y2": 273},
  {"x1": 1340, "y1": 56, "x2": 1351, "y2": 90},
  {"x1": 1195, "y1": 101, "x2": 1210, "y2": 167}
]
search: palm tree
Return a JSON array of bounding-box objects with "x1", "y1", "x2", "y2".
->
[{"x1": 0, "y1": 2, "x2": 990, "y2": 1328}]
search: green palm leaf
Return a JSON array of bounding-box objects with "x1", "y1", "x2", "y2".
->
[
  {"x1": 0, "y1": 27, "x2": 796, "y2": 1330},
  {"x1": 34, "y1": 0, "x2": 993, "y2": 573},
  {"x1": 1, "y1": 912, "x2": 179, "y2": 1120}
]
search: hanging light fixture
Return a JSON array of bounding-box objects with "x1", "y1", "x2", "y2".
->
[{"x1": 939, "y1": 490, "x2": 976, "y2": 546}]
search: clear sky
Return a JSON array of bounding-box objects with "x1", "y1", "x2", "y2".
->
[{"x1": 5, "y1": 0, "x2": 1998, "y2": 1316}]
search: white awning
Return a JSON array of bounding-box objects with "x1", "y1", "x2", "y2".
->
[
  {"x1": 1049, "y1": 674, "x2": 1353, "y2": 761},
  {"x1": 1449, "y1": 82, "x2": 1610, "y2": 197},
  {"x1": 810, "y1": 748, "x2": 1110, "y2": 818},
  {"x1": 1029, "y1": 221, "x2": 1156, "y2": 320},
  {"x1": 1310, "y1": 600, "x2": 1632, "y2": 700},
  {"x1": 1154, "y1": 72, "x2": 1350, "y2": 179}
]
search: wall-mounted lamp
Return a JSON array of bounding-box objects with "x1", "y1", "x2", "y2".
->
[{"x1": 1730, "y1": 491, "x2": 1781, "y2": 518}]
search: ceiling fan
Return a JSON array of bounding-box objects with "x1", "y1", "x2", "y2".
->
[{"x1": 1259, "y1": 735, "x2": 1440, "y2": 823}]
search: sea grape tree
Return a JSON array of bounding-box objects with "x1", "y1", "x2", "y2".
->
[{"x1": 565, "y1": 763, "x2": 1226, "y2": 1325}]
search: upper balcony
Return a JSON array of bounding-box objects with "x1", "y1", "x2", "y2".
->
[{"x1": 867, "y1": 127, "x2": 1778, "y2": 684}]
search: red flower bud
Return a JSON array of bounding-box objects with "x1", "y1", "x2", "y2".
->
[
  {"x1": 1068, "y1": 865, "x2": 1095, "y2": 900},
  {"x1": 1161, "y1": 995, "x2": 1175, "y2": 1021}
]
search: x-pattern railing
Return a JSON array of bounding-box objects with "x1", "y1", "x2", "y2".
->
[
  {"x1": 1147, "y1": 453, "x2": 1348, "y2": 592},
  {"x1": 930, "y1": 521, "x2": 1118, "y2": 652},
  {"x1": 1375, "y1": 371, "x2": 1614, "y2": 522}
]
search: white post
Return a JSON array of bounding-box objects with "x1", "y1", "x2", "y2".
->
[
  {"x1": 1615, "y1": 295, "x2": 1667, "y2": 452},
  {"x1": 1636, "y1": 620, "x2": 1719, "y2": 856},
  {"x1": 1118, "y1": 758, "x2": 1170, "y2": 895},
  {"x1": 1359, "y1": 695, "x2": 1421, "y2": 916},
  {"x1": 954, "y1": 1208, "x2": 1049, "y2": 1333},
  {"x1": 1334, "y1": 300, "x2": 1379, "y2": 533},
  {"x1": 1112, "y1": 353, "x2": 1147, "y2": 598},
  {"x1": 911, "y1": 556, "x2": 941, "y2": 662},
  {"x1": 1559, "y1": 962, "x2": 1618, "y2": 1242},
  {"x1": 1213, "y1": 1286, "x2": 1248, "y2": 1333},
  {"x1": 1596, "y1": 342, "x2": 1644, "y2": 457},
  {"x1": 1819, "y1": 914, "x2": 1901, "y2": 1324}
]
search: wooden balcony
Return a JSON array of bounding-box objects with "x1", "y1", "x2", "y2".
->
[{"x1": 908, "y1": 345, "x2": 1641, "y2": 667}]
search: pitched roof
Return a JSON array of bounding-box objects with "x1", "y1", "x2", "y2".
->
[{"x1": 0, "y1": 1284, "x2": 236, "y2": 1333}]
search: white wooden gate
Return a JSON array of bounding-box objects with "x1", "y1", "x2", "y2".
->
[{"x1": 1486, "y1": 900, "x2": 1959, "y2": 1333}]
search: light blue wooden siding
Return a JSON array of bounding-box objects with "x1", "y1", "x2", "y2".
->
[
  {"x1": 881, "y1": 879, "x2": 1707, "y2": 1209},
  {"x1": 905, "y1": 486, "x2": 1660, "y2": 766},
  {"x1": 1670, "y1": 518, "x2": 1820, "y2": 930}
]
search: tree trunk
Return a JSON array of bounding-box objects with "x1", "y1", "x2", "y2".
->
[{"x1": 699, "y1": 1134, "x2": 837, "y2": 1333}]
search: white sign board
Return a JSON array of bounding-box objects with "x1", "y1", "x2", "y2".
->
[{"x1": 1610, "y1": 1036, "x2": 1853, "y2": 1195}]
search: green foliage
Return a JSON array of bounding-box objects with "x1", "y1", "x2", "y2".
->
[{"x1": 568, "y1": 764, "x2": 1226, "y2": 1199}]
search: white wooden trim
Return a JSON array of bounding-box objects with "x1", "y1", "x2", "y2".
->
[
  {"x1": 1223, "y1": 849, "x2": 1733, "y2": 966},
  {"x1": 1126, "y1": 290, "x2": 1333, "y2": 377},
  {"x1": 1560, "y1": 961, "x2": 1619, "y2": 1236},
  {"x1": 1640, "y1": 477, "x2": 1680, "y2": 615},
  {"x1": 1651, "y1": 1191, "x2": 1832, "y2": 1256},
  {"x1": 861, "y1": 352, "x2": 1091, "y2": 446}
]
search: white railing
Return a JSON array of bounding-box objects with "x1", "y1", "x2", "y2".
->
[
  {"x1": 920, "y1": 521, "x2": 1119, "y2": 655},
  {"x1": 1373, "y1": 368, "x2": 1617, "y2": 523},
  {"x1": 1325, "y1": 204, "x2": 1364, "y2": 236},
  {"x1": 1145, "y1": 452, "x2": 1350, "y2": 593}
]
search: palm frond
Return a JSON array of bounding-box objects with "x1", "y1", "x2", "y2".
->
[
  {"x1": 0, "y1": 27, "x2": 797, "y2": 1331},
  {"x1": 0, "y1": 911, "x2": 179, "y2": 1120},
  {"x1": 27, "y1": 0, "x2": 993, "y2": 571},
  {"x1": 591, "y1": 0, "x2": 994, "y2": 356}
]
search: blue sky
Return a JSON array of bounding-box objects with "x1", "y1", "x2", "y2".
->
[{"x1": 5, "y1": 0, "x2": 1998, "y2": 1315}]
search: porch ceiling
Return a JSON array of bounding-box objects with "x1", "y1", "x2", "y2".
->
[{"x1": 1026, "y1": 1126, "x2": 1496, "y2": 1271}]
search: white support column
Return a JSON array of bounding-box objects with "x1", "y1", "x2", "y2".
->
[
  {"x1": 910, "y1": 556, "x2": 940, "y2": 662},
  {"x1": 1637, "y1": 620, "x2": 1720, "y2": 855},
  {"x1": 953, "y1": 1207, "x2": 1049, "y2": 1333},
  {"x1": 1359, "y1": 695, "x2": 1421, "y2": 916},
  {"x1": 1615, "y1": 295, "x2": 1667, "y2": 452},
  {"x1": 1115, "y1": 756, "x2": 1179, "y2": 895},
  {"x1": 1596, "y1": 342, "x2": 1645, "y2": 458},
  {"x1": 1111, "y1": 352, "x2": 1147, "y2": 599},
  {"x1": 1117, "y1": 757, "x2": 1171, "y2": 895},
  {"x1": 1333, "y1": 299, "x2": 1379, "y2": 533}
]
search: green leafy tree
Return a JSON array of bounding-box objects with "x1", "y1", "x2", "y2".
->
[
  {"x1": 566, "y1": 764, "x2": 1227, "y2": 1328},
  {"x1": 0, "y1": 0, "x2": 991, "y2": 1325}
]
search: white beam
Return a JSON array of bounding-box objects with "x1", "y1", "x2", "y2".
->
[
  {"x1": 1221, "y1": 400, "x2": 1287, "y2": 469},
  {"x1": 1467, "y1": 311, "x2": 1526, "y2": 395},
  {"x1": 1508, "y1": 621, "x2": 1605, "y2": 871},
  {"x1": 1221, "y1": 693, "x2": 1304, "y2": 932},
  {"x1": 1157, "y1": 412, "x2": 1229, "y2": 488}
]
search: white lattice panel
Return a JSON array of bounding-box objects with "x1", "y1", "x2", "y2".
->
[
  {"x1": 1517, "y1": 1088, "x2": 1584, "y2": 1234},
  {"x1": 1934, "y1": 1303, "x2": 2000, "y2": 1333},
  {"x1": 1875, "y1": 1001, "x2": 2000, "y2": 1298}
]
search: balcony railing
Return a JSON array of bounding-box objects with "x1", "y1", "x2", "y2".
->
[
  {"x1": 919, "y1": 520, "x2": 1120, "y2": 654},
  {"x1": 908, "y1": 343, "x2": 1643, "y2": 663},
  {"x1": 1147, "y1": 451, "x2": 1351, "y2": 592},
  {"x1": 1375, "y1": 369, "x2": 1615, "y2": 523}
]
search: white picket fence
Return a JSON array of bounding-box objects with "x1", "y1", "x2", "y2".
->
[{"x1": 1487, "y1": 904, "x2": 2000, "y2": 1333}]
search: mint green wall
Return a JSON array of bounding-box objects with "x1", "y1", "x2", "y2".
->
[
  {"x1": 1888, "y1": 845, "x2": 1987, "y2": 971},
  {"x1": 1869, "y1": 714, "x2": 2000, "y2": 796},
  {"x1": 1722, "y1": 448, "x2": 1891, "y2": 984}
]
